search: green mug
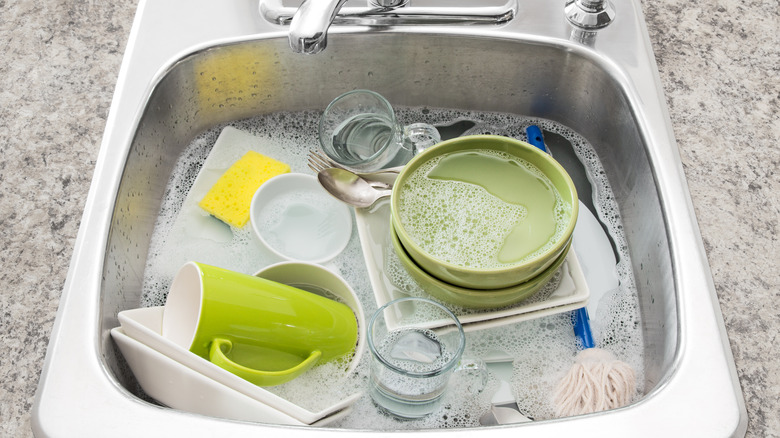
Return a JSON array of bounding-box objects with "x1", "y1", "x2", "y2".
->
[{"x1": 162, "y1": 261, "x2": 358, "y2": 386}]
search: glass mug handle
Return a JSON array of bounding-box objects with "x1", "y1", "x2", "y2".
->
[
  {"x1": 209, "y1": 338, "x2": 323, "y2": 386},
  {"x1": 403, "y1": 123, "x2": 441, "y2": 155},
  {"x1": 454, "y1": 357, "x2": 489, "y2": 395}
]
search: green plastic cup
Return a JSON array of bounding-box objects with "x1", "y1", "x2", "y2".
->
[{"x1": 162, "y1": 261, "x2": 358, "y2": 386}]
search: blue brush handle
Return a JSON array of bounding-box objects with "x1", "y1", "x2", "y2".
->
[
  {"x1": 526, "y1": 125, "x2": 595, "y2": 350},
  {"x1": 526, "y1": 125, "x2": 547, "y2": 153},
  {"x1": 573, "y1": 307, "x2": 596, "y2": 349}
]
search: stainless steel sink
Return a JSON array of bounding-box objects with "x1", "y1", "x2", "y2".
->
[{"x1": 32, "y1": 0, "x2": 746, "y2": 436}]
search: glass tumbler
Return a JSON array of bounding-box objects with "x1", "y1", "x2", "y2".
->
[
  {"x1": 367, "y1": 297, "x2": 466, "y2": 419},
  {"x1": 318, "y1": 90, "x2": 441, "y2": 172}
]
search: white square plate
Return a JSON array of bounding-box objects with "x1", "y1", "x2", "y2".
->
[{"x1": 355, "y1": 201, "x2": 591, "y2": 331}]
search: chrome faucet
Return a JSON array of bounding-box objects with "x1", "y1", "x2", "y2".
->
[
  {"x1": 289, "y1": 0, "x2": 410, "y2": 54},
  {"x1": 282, "y1": 0, "x2": 516, "y2": 55},
  {"x1": 280, "y1": 0, "x2": 614, "y2": 54},
  {"x1": 288, "y1": 0, "x2": 351, "y2": 54}
]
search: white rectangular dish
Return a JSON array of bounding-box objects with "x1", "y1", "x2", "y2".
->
[
  {"x1": 110, "y1": 327, "x2": 351, "y2": 426},
  {"x1": 150, "y1": 126, "x2": 286, "y2": 278},
  {"x1": 116, "y1": 306, "x2": 362, "y2": 425}
]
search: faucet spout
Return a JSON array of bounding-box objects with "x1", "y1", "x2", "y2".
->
[{"x1": 289, "y1": 0, "x2": 350, "y2": 54}]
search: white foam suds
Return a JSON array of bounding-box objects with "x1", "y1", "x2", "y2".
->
[
  {"x1": 140, "y1": 107, "x2": 643, "y2": 429},
  {"x1": 398, "y1": 149, "x2": 572, "y2": 269}
]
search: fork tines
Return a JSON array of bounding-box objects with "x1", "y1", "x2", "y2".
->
[{"x1": 307, "y1": 149, "x2": 345, "y2": 174}]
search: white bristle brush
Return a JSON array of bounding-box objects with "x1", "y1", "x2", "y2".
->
[{"x1": 553, "y1": 307, "x2": 636, "y2": 416}]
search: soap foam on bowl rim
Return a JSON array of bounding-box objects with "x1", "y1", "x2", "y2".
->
[{"x1": 250, "y1": 173, "x2": 353, "y2": 264}]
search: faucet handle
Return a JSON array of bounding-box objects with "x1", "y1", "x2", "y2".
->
[
  {"x1": 369, "y1": 0, "x2": 408, "y2": 7},
  {"x1": 564, "y1": 0, "x2": 616, "y2": 30}
]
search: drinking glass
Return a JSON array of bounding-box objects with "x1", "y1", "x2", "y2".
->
[
  {"x1": 367, "y1": 297, "x2": 465, "y2": 419},
  {"x1": 318, "y1": 90, "x2": 441, "y2": 172}
]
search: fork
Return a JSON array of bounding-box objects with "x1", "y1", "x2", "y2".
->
[
  {"x1": 307, "y1": 149, "x2": 404, "y2": 185},
  {"x1": 307, "y1": 149, "x2": 349, "y2": 174}
]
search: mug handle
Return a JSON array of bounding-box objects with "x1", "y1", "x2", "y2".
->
[{"x1": 209, "y1": 338, "x2": 322, "y2": 386}]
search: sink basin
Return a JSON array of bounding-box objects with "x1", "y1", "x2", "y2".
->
[{"x1": 33, "y1": 0, "x2": 746, "y2": 436}]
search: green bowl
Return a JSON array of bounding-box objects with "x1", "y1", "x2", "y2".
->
[
  {"x1": 390, "y1": 135, "x2": 578, "y2": 289},
  {"x1": 390, "y1": 225, "x2": 571, "y2": 309}
]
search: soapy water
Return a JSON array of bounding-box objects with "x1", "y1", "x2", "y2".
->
[
  {"x1": 140, "y1": 107, "x2": 643, "y2": 428},
  {"x1": 398, "y1": 149, "x2": 572, "y2": 268},
  {"x1": 255, "y1": 188, "x2": 345, "y2": 260}
]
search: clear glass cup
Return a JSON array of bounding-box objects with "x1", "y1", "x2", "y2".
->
[
  {"x1": 318, "y1": 90, "x2": 441, "y2": 172},
  {"x1": 367, "y1": 297, "x2": 466, "y2": 419}
]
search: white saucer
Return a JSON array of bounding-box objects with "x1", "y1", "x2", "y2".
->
[{"x1": 355, "y1": 200, "x2": 592, "y2": 331}]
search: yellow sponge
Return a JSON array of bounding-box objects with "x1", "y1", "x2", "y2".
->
[{"x1": 198, "y1": 151, "x2": 290, "y2": 228}]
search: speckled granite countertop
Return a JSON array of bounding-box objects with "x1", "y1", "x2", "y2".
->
[{"x1": 1, "y1": 0, "x2": 777, "y2": 436}]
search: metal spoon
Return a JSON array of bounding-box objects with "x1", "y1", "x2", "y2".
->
[
  {"x1": 307, "y1": 150, "x2": 402, "y2": 186},
  {"x1": 316, "y1": 168, "x2": 392, "y2": 209}
]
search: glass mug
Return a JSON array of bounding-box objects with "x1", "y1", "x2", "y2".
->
[
  {"x1": 367, "y1": 297, "x2": 466, "y2": 419},
  {"x1": 318, "y1": 90, "x2": 441, "y2": 172}
]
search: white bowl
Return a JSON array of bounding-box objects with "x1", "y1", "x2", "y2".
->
[{"x1": 250, "y1": 173, "x2": 352, "y2": 264}]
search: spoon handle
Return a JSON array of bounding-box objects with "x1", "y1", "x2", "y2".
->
[
  {"x1": 361, "y1": 165, "x2": 404, "y2": 185},
  {"x1": 377, "y1": 164, "x2": 404, "y2": 173}
]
